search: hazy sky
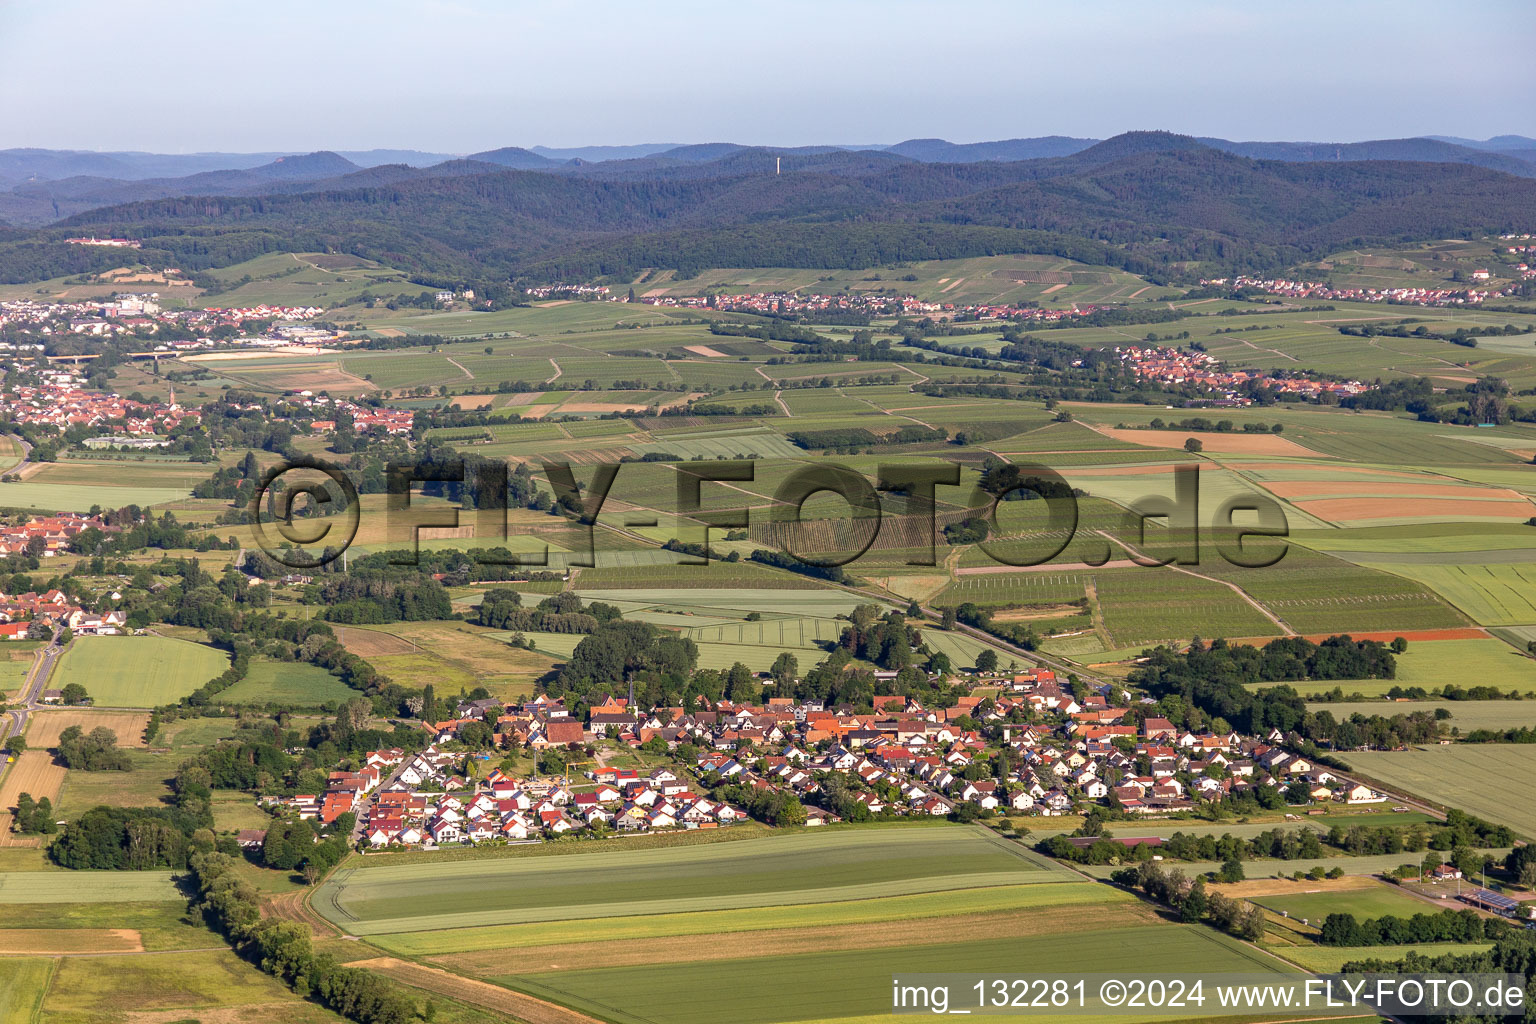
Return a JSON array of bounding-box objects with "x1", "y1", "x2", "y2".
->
[{"x1": 3, "y1": 0, "x2": 1531, "y2": 153}]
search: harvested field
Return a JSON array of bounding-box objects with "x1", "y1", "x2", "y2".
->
[
  {"x1": 1090, "y1": 426, "x2": 1323, "y2": 456},
  {"x1": 682, "y1": 344, "x2": 727, "y2": 357},
  {"x1": 0, "y1": 928, "x2": 142, "y2": 953},
  {"x1": 25, "y1": 709, "x2": 149, "y2": 748},
  {"x1": 332, "y1": 626, "x2": 417, "y2": 658},
  {"x1": 0, "y1": 750, "x2": 67, "y2": 811},
  {"x1": 1298, "y1": 496, "x2": 1533, "y2": 522},
  {"x1": 1209, "y1": 875, "x2": 1377, "y2": 900},
  {"x1": 344, "y1": 957, "x2": 603, "y2": 1024}
]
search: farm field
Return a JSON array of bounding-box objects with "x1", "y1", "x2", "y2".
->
[
  {"x1": 36, "y1": 948, "x2": 352, "y2": 1024},
  {"x1": 1275, "y1": 941, "x2": 1495, "y2": 973},
  {"x1": 23, "y1": 709, "x2": 149, "y2": 748},
  {"x1": 316, "y1": 827, "x2": 1066, "y2": 934},
  {"x1": 216, "y1": 658, "x2": 358, "y2": 705},
  {"x1": 0, "y1": 751, "x2": 66, "y2": 843},
  {"x1": 52, "y1": 635, "x2": 229, "y2": 707},
  {"x1": 1251, "y1": 882, "x2": 1432, "y2": 922},
  {"x1": 368, "y1": 881, "x2": 1121, "y2": 956},
  {"x1": 0, "y1": 480, "x2": 191, "y2": 511},
  {"x1": 0, "y1": 958, "x2": 50, "y2": 1024},
  {"x1": 1250, "y1": 638, "x2": 1534, "y2": 697},
  {"x1": 0, "y1": 870, "x2": 181, "y2": 902},
  {"x1": 1306, "y1": 699, "x2": 1536, "y2": 731},
  {"x1": 1343, "y1": 745, "x2": 1536, "y2": 836},
  {"x1": 489, "y1": 924, "x2": 1290, "y2": 1024}
]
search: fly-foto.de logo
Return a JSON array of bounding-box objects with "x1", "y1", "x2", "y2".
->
[{"x1": 248, "y1": 456, "x2": 1289, "y2": 571}]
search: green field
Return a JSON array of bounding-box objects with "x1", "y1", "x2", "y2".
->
[
  {"x1": 1307, "y1": 699, "x2": 1536, "y2": 730},
  {"x1": 1251, "y1": 638, "x2": 1536, "y2": 697},
  {"x1": 1275, "y1": 941, "x2": 1496, "y2": 973},
  {"x1": 53, "y1": 635, "x2": 229, "y2": 707},
  {"x1": 369, "y1": 882, "x2": 1121, "y2": 956},
  {"x1": 0, "y1": 871, "x2": 181, "y2": 903},
  {"x1": 494, "y1": 925, "x2": 1290, "y2": 1024},
  {"x1": 317, "y1": 827, "x2": 1065, "y2": 934},
  {"x1": 0, "y1": 959, "x2": 50, "y2": 1024},
  {"x1": 1344, "y1": 745, "x2": 1536, "y2": 836},
  {"x1": 216, "y1": 658, "x2": 358, "y2": 705},
  {"x1": 1253, "y1": 884, "x2": 1431, "y2": 922},
  {"x1": 0, "y1": 481, "x2": 191, "y2": 512}
]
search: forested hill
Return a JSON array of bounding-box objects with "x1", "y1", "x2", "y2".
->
[{"x1": 6, "y1": 132, "x2": 1535, "y2": 284}]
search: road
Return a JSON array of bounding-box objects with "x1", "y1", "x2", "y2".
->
[
  {"x1": 1, "y1": 631, "x2": 67, "y2": 746},
  {"x1": 348, "y1": 752, "x2": 415, "y2": 846}
]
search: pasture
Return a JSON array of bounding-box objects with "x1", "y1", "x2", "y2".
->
[
  {"x1": 316, "y1": 826, "x2": 1064, "y2": 934},
  {"x1": 1344, "y1": 744, "x2": 1536, "y2": 836},
  {"x1": 53, "y1": 635, "x2": 229, "y2": 707},
  {"x1": 216, "y1": 658, "x2": 358, "y2": 705}
]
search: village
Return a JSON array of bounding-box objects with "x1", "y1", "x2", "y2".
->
[
  {"x1": 634, "y1": 289, "x2": 1101, "y2": 324},
  {"x1": 1113, "y1": 344, "x2": 1368, "y2": 403},
  {"x1": 1205, "y1": 271, "x2": 1536, "y2": 306},
  {"x1": 266, "y1": 668, "x2": 1392, "y2": 853}
]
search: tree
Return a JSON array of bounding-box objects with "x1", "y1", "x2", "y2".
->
[
  {"x1": 1181, "y1": 877, "x2": 1209, "y2": 922},
  {"x1": 2, "y1": 734, "x2": 24, "y2": 755},
  {"x1": 770, "y1": 652, "x2": 798, "y2": 689},
  {"x1": 975, "y1": 650, "x2": 999, "y2": 674},
  {"x1": 1183, "y1": 437, "x2": 1203, "y2": 453},
  {"x1": 60, "y1": 682, "x2": 89, "y2": 705}
]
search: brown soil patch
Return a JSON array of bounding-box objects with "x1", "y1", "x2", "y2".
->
[
  {"x1": 434, "y1": 903, "x2": 1156, "y2": 976},
  {"x1": 344, "y1": 957, "x2": 603, "y2": 1024},
  {"x1": 0, "y1": 928, "x2": 142, "y2": 953},
  {"x1": 333, "y1": 626, "x2": 417, "y2": 658},
  {"x1": 504, "y1": 391, "x2": 544, "y2": 405},
  {"x1": 991, "y1": 603, "x2": 1087, "y2": 622},
  {"x1": 1226, "y1": 628, "x2": 1488, "y2": 646},
  {"x1": 1297, "y1": 496, "x2": 1533, "y2": 522},
  {"x1": 1039, "y1": 283, "x2": 1067, "y2": 294},
  {"x1": 449, "y1": 394, "x2": 497, "y2": 410},
  {"x1": 1263, "y1": 480, "x2": 1523, "y2": 500},
  {"x1": 26, "y1": 710, "x2": 149, "y2": 748},
  {"x1": 1090, "y1": 426, "x2": 1323, "y2": 457},
  {"x1": 683, "y1": 344, "x2": 727, "y2": 357}
]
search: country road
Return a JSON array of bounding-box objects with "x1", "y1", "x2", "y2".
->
[{"x1": 1, "y1": 631, "x2": 67, "y2": 746}]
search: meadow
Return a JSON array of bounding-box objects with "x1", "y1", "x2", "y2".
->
[
  {"x1": 53, "y1": 635, "x2": 229, "y2": 707},
  {"x1": 215, "y1": 658, "x2": 359, "y2": 705}
]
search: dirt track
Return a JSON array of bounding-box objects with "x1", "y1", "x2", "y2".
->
[{"x1": 343, "y1": 957, "x2": 603, "y2": 1024}]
